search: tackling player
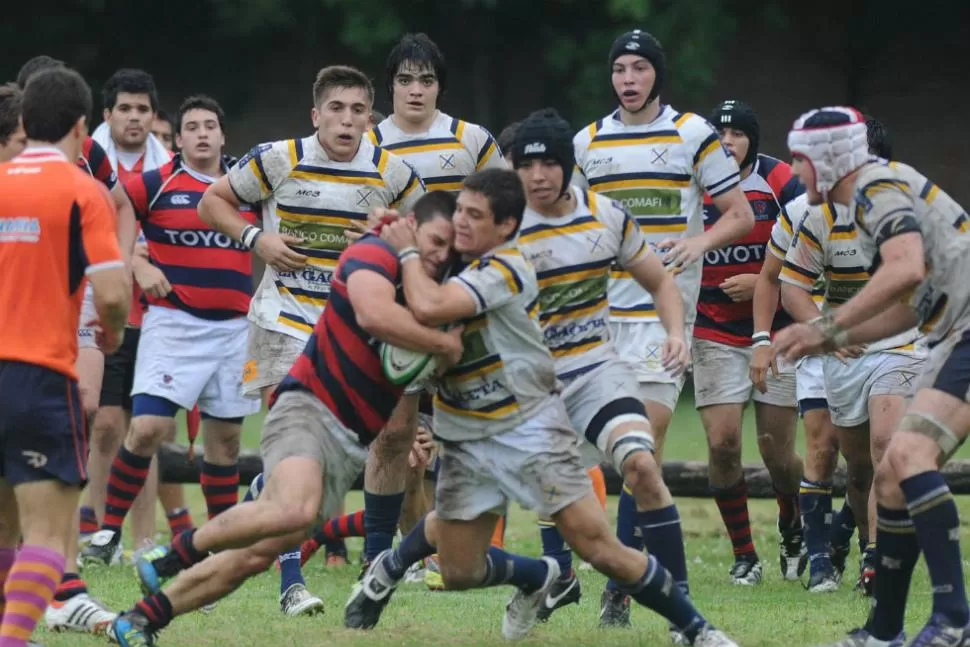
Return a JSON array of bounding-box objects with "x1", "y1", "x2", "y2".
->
[
  {"x1": 0, "y1": 67, "x2": 129, "y2": 646},
  {"x1": 694, "y1": 100, "x2": 806, "y2": 585},
  {"x1": 776, "y1": 106, "x2": 970, "y2": 646},
  {"x1": 0, "y1": 84, "x2": 26, "y2": 161},
  {"x1": 572, "y1": 29, "x2": 754, "y2": 620},
  {"x1": 346, "y1": 168, "x2": 737, "y2": 647},
  {"x1": 108, "y1": 194, "x2": 462, "y2": 647},
  {"x1": 197, "y1": 64, "x2": 426, "y2": 615},
  {"x1": 511, "y1": 110, "x2": 691, "y2": 639}
]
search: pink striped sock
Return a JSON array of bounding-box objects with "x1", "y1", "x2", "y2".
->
[
  {"x1": 0, "y1": 545, "x2": 65, "y2": 646},
  {"x1": 0, "y1": 549, "x2": 14, "y2": 616}
]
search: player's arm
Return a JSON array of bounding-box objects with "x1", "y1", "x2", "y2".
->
[
  {"x1": 110, "y1": 183, "x2": 137, "y2": 258},
  {"x1": 346, "y1": 270, "x2": 460, "y2": 354},
  {"x1": 842, "y1": 301, "x2": 919, "y2": 346},
  {"x1": 400, "y1": 258, "x2": 479, "y2": 327},
  {"x1": 779, "y1": 218, "x2": 827, "y2": 323},
  {"x1": 82, "y1": 183, "x2": 131, "y2": 353},
  {"x1": 753, "y1": 254, "x2": 783, "y2": 333},
  {"x1": 697, "y1": 185, "x2": 755, "y2": 255}
]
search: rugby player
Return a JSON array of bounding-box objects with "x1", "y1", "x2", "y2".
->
[
  {"x1": 776, "y1": 118, "x2": 906, "y2": 594},
  {"x1": 108, "y1": 194, "x2": 462, "y2": 647},
  {"x1": 16, "y1": 55, "x2": 140, "y2": 635},
  {"x1": 196, "y1": 64, "x2": 426, "y2": 616},
  {"x1": 345, "y1": 168, "x2": 737, "y2": 647},
  {"x1": 81, "y1": 96, "x2": 260, "y2": 571},
  {"x1": 775, "y1": 106, "x2": 970, "y2": 646},
  {"x1": 151, "y1": 109, "x2": 174, "y2": 152},
  {"x1": 694, "y1": 100, "x2": 806, "y2": 585},
  {"x1": 508, "y1": 110, "x2": 690, "y2": 639},
  {"x1": 0, "y1": 84, "x2": 26, "y2": 161},
  {"x1": 0, "y1": 66, "x2": 129, "y2": 646},
  {"x1": 572, "y1": 29, "x2": 754, "y2": 619}
]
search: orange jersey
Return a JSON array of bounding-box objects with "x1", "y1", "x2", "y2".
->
[{"x1": 0, "y1": 147, "x2": 124, "y2": 379}]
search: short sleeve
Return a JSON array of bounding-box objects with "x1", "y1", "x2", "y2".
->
[
  {"x1": 682, "y1": 114, "x2": 741, "y2": 198},
  {"x1": 465, "y1": 123, "x2": 504, "y2": 171},
  {"x1": 82, "y1": 138, "x2": 118, "y2": 190},
  {"x1": 853, "y1": 176, "x2": 920, "y2": 247},
  {"x1": 340, "y1": 238, "x2": 400, "y2": 284},
  {"x1": 123, "y1": 173, "x2": 151, "y2": 221},
  {"x1": 388, "y1": 157, "x2": 427, "y2": 214},
  {"x1": 603, "y1": 197, "x2": 649, "y2": 267},
  {"x1": 768, "y1": 196, "x2": 804, "y2": 260},
  {"x1": 780, "y1": 211, "x2": 825, "y2": 291},
  {"x1": 228, "y1": 140, "x2": 294, "y2": 204},
  {"x1": 452, "y1": 255, "x2": 525, "y2": 314}
]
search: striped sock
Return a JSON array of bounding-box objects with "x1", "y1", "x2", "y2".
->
[
  {"x1": 104, "y1": 446, "x2": 153, "y2": 533},
  {"x1": 78, "y1": 506, "x2": 98, "y2": 535},
  {"x1": 133, "y1": 592, "x2": 173, "y2": 633},
  {"x1": 166, "y1": 507, "x2": 194, "y2": 537},
  {"x1": 538, "y1": 521, "x2": 572, "y2": 579},
  {"x1": 714, "y1": 477, "x2": 757, "y2": 558},
  {"x1": 0, "y1": 545, "x2": 65, "y2": 644},
  {"x1": 200, "y1": 462, "x2": 239, "y2": 520},
  {"x1": 0, "y1": 548, "x2": 14, "y2": 616},
  {"x1": 53, "y1": 572, "x2": 87, "y2": 601},
  {"x1": 314, "y1": 510, "x2": 366, "y2": 544}
]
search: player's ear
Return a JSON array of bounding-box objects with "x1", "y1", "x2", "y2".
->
[
  {"x1": 175, "y1": 132, "x2": 183, "y2": 150},
  {"x1": 310, "y1": 106, "x2": 320, "y2": 129},
  {"x1": 102, "y1": 108, "x2": 111, "y2": 124},
  {"x1": 74, "y1": 115, "x2": 88, "y2": 139},
  {"x1": 406, "y1": 212, "x2": 417, "y2": 227}
]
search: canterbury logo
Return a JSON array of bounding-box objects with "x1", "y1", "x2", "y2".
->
[{"x1": 22, "y1": 450, "x2": 48, "y2": 468}]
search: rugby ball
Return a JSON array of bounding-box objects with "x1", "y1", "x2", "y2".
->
[{"x1": 380, "y1": 343, "x2": 438, "y2": 386}]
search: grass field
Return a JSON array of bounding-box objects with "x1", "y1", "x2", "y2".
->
[{"x1": 35, "y1": 391, "x2": 970, "y2": 646}]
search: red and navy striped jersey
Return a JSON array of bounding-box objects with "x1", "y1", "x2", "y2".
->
[
  {"x1": 273, "y1": 235, "x2": 406, "y2": 446},
  {"x1": 78, "y1": 137, "x2": 117, "y2": 191},
  {"x1": 695, "y1": 154, "x2": 804, "y2": 346},
  {"x1": 124, "y1": 155, "x2": 258, "y2": 320}
]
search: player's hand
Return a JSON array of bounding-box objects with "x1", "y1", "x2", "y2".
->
[
  {"x1": 833, "y1": 344, "x2": 866, "y2": 364},
  {"x1": 380, "y1": 218, "x2": 418, "y2": 252},
  {"x1": 87, "y1": 319, "x2": 124, "y2": 355},
  {"x1": 133, "y1": 262, "x2": 172, "y2": 298},
  {"x1": 435, "y1": 326, "x2": 465, "y2": 372},
  {"x1": 774, "y1": 322, "x2": 825, "y2": 361},
  {"x1": 254, "y1": 233, "x2": 308, "y2": 272},
  {"x1": 657, "y1": 236, "x2": 706, "y2": 270},
  {"x1": 409, "y1": 425, "x2": 435, "y2": 469},
  {"x1": 749, "y1": 344, "x2": 779, "y2": 394},
  {"x1": 661, "y1": 335, "x2": 690, "y2": 377},
  {"x1": 720, "y1": 273, "x2": 759, "y2": 302}
]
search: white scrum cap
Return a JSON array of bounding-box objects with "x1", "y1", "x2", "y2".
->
[{"x1": 787, "y1": 106, "x2": 869, "y2": 198}]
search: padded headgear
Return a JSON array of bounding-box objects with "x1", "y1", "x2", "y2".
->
[{"x1": 787, "y1": 107, "x2": 869, "y2": 198}]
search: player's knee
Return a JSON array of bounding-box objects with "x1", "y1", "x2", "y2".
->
[
  {"x1": 274, "y1": 501, "x2": 318, "y2": 536},
  {"x1": 708, "y1": 430, "x2": 742, "y2": 471},
  {"x1": 237, "y1": 548, "x2": 276, "y2": 580},
  {"x1": 128, "y1": 418, "x2": 166, "y2": 454},
  {"x1": 621, "y1": 450, "x2": 660, "y2": 491}
]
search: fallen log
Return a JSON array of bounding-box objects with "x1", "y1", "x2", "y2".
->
[{"x1": 158, "y1": 443, "x2": 970, "y2": 498}]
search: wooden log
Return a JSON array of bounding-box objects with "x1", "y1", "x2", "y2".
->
[{"x1": 158, "y1": 443, "x2": 970, "y2": 498}]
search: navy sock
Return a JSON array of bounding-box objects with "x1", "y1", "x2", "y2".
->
[
  {"x1": 324, "y1": 539, "x2": 348, "y2": 558},
  {"x1": 481, "y1": 547, "x2": 549, "y2": 594},
  {"x1": 829, "y1": 498, "x2": 856, "y2": 549},
  {"x1": 242, "y1": 473, "x2": 264, "y2": 503},
  {"x1": 864, "y1": 505, "x2": 920, "y2": 641},
  {"x1": 385, "y1": 515, "x2": 436, "y2": 580},
  {"x1": 363, "y1": 491, "x2": 405, "y2": 561},
  {"x1": 606, "y1": 487, "x2": 643, "y2": 592},
  {"x1": 799, "y1": 480, "x2": 834, "y2": 575},
  {"x1": 278, "y1": 547, "x2": 304, "y2": 595},
  {"x1": 639, "y1": 505, "x2": 689, "y2": 595},
  {"x1": 900, "y1": 471, "x2": 970, "y2": 627},
  {"x1": 539, "y1": 521, "x2": 572, "y2": 580},
  {"x1": 616, "y1": 554, "x2": 706, "y2": 643}
]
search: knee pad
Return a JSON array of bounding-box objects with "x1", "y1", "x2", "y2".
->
[{"x1": 898, "y1": 411, "x2": 965, "y2": 462}]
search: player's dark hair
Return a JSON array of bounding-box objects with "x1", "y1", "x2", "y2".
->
[
  {"x1": 385, "y1": 33, "x2": 447, "y2": 100},
  {"x1": 102, "y1": 68, "x2": 158, "y2": 113},
  {"x1": 15, "y1": 55, "x2": 66, "y2": 89},
  {"x1": 0, "y1": 84, "x2": 23, "y2": 145},
  {"x1": 412, "y1": 191, "x2": 457, "y2": 226},
  {"x1": 177, "y1": 95, "x2": 225, "y2": 133},
  {"x1": 462, "y1": 169, "x2": 526, "y2": 239},
  {"x1": 864, "y1": 115, "x2": 893, "y2": 160},
  {"x1": 497, "y1": 121, "x2": 522, "y2": 158},
  {"x1": 155, "y1": 108, "x2": 174, "y2": 129},
  {"x1": 312, "y1": 65, "x2": 374, "y2": 107},
  {"x1": 22, "y1": 68, "x2": 92, "y2": 143}
]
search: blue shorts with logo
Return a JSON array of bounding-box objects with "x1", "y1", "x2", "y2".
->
[{"x1": 0, "y1": 361, "x2": 88, "y2": 487}]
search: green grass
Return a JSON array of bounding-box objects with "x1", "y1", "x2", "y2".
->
[{"x1": 35, "y1": 392, "x2": 970, "y2": 646}]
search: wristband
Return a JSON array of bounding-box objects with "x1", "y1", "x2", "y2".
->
[
  {"x1": 240, "y1": 225, "x2": 262, "y2": 249},
  {"x1": 399, "y1": 247, "x2": 420, "y2": 263},
  {"x1": 752, "y1": 339, "x2": 772, "y2": 348},
  {"x1": 810, "y1": 313, "x2": 848, "y2": 352},
  {"x1": 752, "y1": 330, "x2": 771, "y2": 340}
]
